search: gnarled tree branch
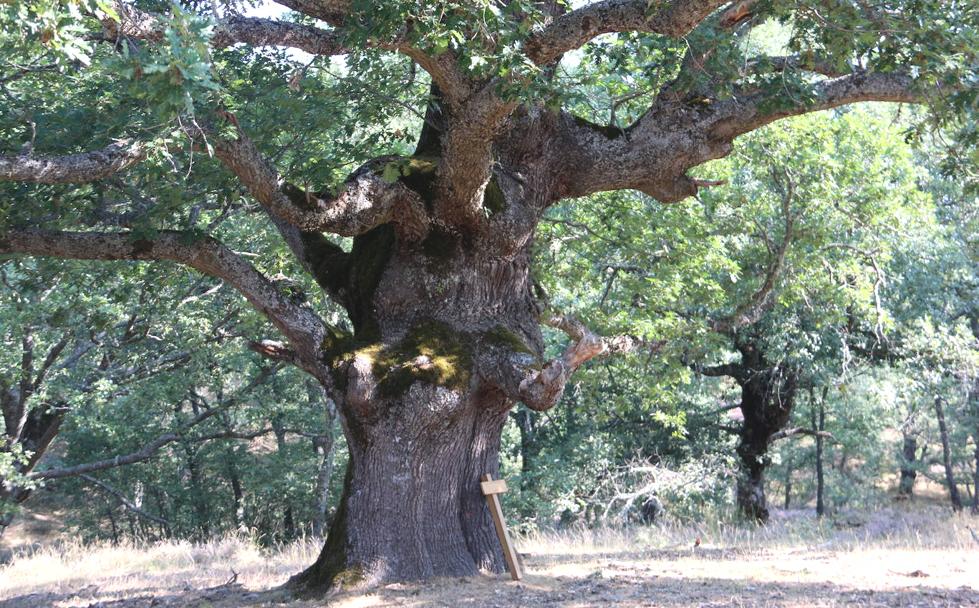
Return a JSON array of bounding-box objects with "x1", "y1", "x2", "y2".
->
[
  {"x1": 213, "y1": 136, "x2": 428, "y2": 239},
  {"x1": 712, "y1": 71, "x2": 924, "y2": 139},
  {"x1": 526, "y1": 0, "x2": 731, "y2": 65},
  {"x1": 211, "y1": 17, "x2": 348, "y2": 56},
  {"x1": 515, "y1": 314, "x2": 664, "y2": 411},
  {"x1": 100, "y1": 3, "x2": 349, "y2": 57},
  {"x1": 551, "y1": 69, "x2": 923, "y2": 206},
  {"x1": 272, "y1": 0, "x2": 350, "y2": 27},
  {"x1": 0, "y1": 229, "x2": 327, "y2": 365},
  {"x1": 0, "y1": 140, "x2": 145, "y2": 184}
]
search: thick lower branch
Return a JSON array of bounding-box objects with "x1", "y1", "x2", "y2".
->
[
  {"x1": 0, "y1": 229, "x2": 327, "y2": 361},
  {"x1": 212, "y1": 17, "x2": 347, "y2": 55},
  {"x1": 101, "y1": 3, "x2": 348, "y2": 57},
  {"x1": 526, "y1": 0, "x2": 730, "y2": 65},
  {"x1": 712, "y1": 71, "x2": 924, "y2": 139},
  {"x1": 214, "y1": 137, "x2": 428, "y2": 239},
  {"x1": 0, "y1": 140, "x2": 145, "y2": 184},
  {"x1": 435, "y1": 87, "x2": 518, "y2": 228}
]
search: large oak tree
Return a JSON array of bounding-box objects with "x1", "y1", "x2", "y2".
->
[{"x1": 1, "y1": 0, "x2": 976, "y2": 594}]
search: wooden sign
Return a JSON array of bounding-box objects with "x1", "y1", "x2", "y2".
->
[{"x1": 481, "y1": 473, "x2": 522, "y2": 581}]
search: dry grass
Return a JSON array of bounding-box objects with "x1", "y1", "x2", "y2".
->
[{"x1": 1, "y1": 505, "x2": 977, "y2": 607}]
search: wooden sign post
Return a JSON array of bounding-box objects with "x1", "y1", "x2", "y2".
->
[{"x1": 480, "y1": 473, "x2": 522, "y2": 581}]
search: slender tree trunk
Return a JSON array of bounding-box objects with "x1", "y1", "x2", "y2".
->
[
  {"x1": 184, "y1": 445, "x2": 211, "y2": 538},
  {"x1": 970, "y1": 319, "x2": 979, "y2": 515},
  {"x1": 515, "y1": 408, "x2": 537, "y2": 493},
  {"x1": 150, "y1": 486, "x2": 172, "y2": 538},
  {"x1": 934, "y1": 396, "x2": 963, "y2": 512},
  {"x1": 226, "y1": 450, "x2": 245, "y2": 532},
  {"x1": 218, "y1": 411, "x2": 247, "y2": 532},
  {"x1": 813, "y1": 388, "x2": 826, "y2": 518},
  {"x1": 972, "y1": 417, "x2": 979, "y2": 515},
  {"x1": 272, "y1": 417, "x2": 297, "y2": 540},
  {"x1": 309, "y1": 385, "x2": 338, "y2": 536},
  {"x1": 0, "y1": 511, "x2": 12, "y2": 539},
  {"x1": 106, "y1": 506, "x2": 119, "y2": 544},
  {"x1": 972, "y1": 436, "x2": 978, "y2": 515},
  {"x1": 897, "y1": 432, "x2": 918, "y2": 499},
  {"x1": 312, "y1": 433, "x2": 335, "y2": 537},
  {"x1": 783, "y1": 456, "x2": 792, "y2": 509},
  {"x1": 127, "y1": 511, "x2": 138, "y2": 541}
]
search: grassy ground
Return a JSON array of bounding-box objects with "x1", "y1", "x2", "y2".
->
[{"x1": 1, "y1": 505, "x2": 977, "y2": 607}]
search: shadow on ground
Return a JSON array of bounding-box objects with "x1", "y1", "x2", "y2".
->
[{"x1": 2, "y1": 567, "x2": 977, "y2": 608}]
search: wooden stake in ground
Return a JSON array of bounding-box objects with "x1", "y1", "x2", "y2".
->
[{"x1": 481, "y1": 473, "x2": 522, "y2": 581}]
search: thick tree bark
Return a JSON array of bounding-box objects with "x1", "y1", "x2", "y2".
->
[
  {"x1": 292, "y1": 405, "x2": 509, "y2": 592},
  {"x1": 934, "y1": 396, "x2": 963, "y2": 512},
  {"x1": 286, "y1": 179, "x2": 546, "y2": 591}
]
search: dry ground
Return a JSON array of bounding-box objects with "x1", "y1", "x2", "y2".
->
[{"x1": 1, "y1": 506, "x2": 977, "y2": 607}]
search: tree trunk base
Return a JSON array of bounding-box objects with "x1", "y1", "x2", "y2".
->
[
  {"x1": 288, "y1": 400, "x2": 509, "y2": 596},
  {"x1": 736, "y1": 474, "x2": 770, "y2": 523}
]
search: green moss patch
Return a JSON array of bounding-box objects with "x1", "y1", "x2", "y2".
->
[
  {"x1": 481, "y1": 325, "x2": 535, "y2": 357},
  {"x1": 392, "y1": 156, "x2": 438, "y2": 209},
  {"x1": 330, "y1": 565, "x2": 366, "y2": 590},
  {"x1": 323, "y1": 321, "x2": 474, "y2": 399},
  {"x1": 482, "y1": 178, "x2": 506, "y2": 216}
]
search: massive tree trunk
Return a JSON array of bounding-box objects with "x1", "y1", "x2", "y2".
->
[
  {"x1": 287, "y1": 182, "x2": 549, "y2": 591},
  {"x1": 293, "y1": 405, "x2": 510, "y2": 591}
]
